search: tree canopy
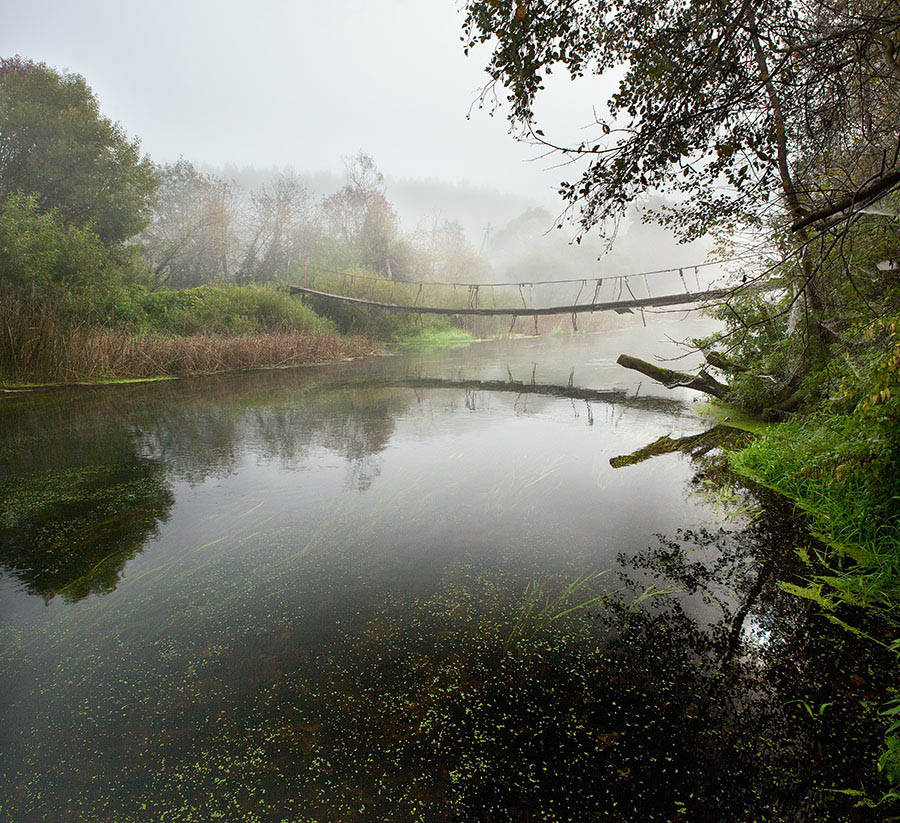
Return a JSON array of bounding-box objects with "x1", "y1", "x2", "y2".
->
[
  {"x1": 0, "y1": 56, "x2": 157, "y2": 244},
  {"x1": 463, "y1": 0, "x2": 900, "y2": 242}
]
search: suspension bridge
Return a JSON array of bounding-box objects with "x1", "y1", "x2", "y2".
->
[{"x1": 289, "y1": 258, "x2": 771, "y2": 328}]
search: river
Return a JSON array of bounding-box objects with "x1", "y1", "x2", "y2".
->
[{"x1": 0, "y1": 323, "x2": 889, "y2": 822}]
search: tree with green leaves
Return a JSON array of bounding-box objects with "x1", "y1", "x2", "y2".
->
[
  {"x1": 463, "y1": 0, "x2": 900, "y2": 240},
  {"x1": 0, "y1": 193, "x2": 114, "y2": 299},
  {"x1": 0, "y1": 55, "x2": 158, "y2": 244}
]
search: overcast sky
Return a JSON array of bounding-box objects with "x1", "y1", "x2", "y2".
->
[{"x1": 2, "y1": 0, "x2": 615, "y2": 204}]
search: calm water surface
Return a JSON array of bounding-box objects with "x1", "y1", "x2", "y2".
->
[{"x1": 0, "y1": 325, "x2": 890, "y2": 821}]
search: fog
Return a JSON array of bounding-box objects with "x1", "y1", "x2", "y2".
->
[{"x1": 2, "y1": 0, "x2": 711, "y2": 277}]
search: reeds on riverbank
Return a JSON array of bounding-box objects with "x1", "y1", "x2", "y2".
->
[{"x1": 0, "y1": 293, "x2": 375, "y2": 386}]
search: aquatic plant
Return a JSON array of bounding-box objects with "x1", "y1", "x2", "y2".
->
[{"x1": 503, "y1": 570, "x2": 610, "y2": 651}]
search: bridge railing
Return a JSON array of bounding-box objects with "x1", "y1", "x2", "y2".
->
[{"x1": 300, "y1": 261, "x2": 736, "y2": 315}]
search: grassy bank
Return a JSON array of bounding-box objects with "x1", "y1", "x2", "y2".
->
[
  {"x1": 0, "y1": 276, "x2": 497, "y2": 388},
  {"x1": 731, "y1": 418, "x2": 900, "y2": 583},
  {"x1": 723, "y1": 319, "x2": 900, "y2": 623},
  {"x1": 690, "y1": 306, "x2": 900, "y2": 789},
  {"x1": 0, "y1": 285, "x2": 375, "y2": 386},
  {"x1": 394, "y1": 327, "x2": 477, "y2": 349},
  {"x1": 726, "y1": 408, "x2": 900, "y2": 785}
]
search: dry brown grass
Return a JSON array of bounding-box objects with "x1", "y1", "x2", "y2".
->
[{"x1": 1, "y1": 293, "x2": 376, "y2": 386}]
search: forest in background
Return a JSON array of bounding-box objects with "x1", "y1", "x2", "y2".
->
[{"x1": 0, "y1": 53, "x2": 714, "y2": 385}]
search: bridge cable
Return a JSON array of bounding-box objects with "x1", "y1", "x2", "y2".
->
[
  {"x1": 306, "y1": 254, "x2": 756, "y2": 290},
  {"x1": 622, "y1": 277, "x2": 646, "y2": 327}
]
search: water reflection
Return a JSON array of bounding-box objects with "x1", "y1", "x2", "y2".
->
[
  {"x1": 0, "y1": 455, "x2": 172, "y2": 603},
  {"x1": 220, "y1": 483, "x2": 890, "y2": 823},
  {"x1": 0, "y1": 329, "x2": 893, "y2": 821},
  {"x1": 0, "y1": 371, "x2": 414, "y2": 601},
  {"x1": 0, "y1": 339, "x2": 695, "y2": 603}
]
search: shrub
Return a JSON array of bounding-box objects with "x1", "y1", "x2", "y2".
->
[
  {"x1": 0, "y1": 193, "x2": 114, "y2": 301},
  {"x1": 304, "y1": 268, "x2": 457, "y2": 340},
  {"x1": 134, "y1": 285, "x2": 335, "y2": 336}
]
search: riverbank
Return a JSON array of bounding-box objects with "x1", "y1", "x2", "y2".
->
[
  {"x1": 0, "y1": 284, "x2": 384, "y2": 389},
  {"x1": 627, "y1": 386, "x2": 900, "y2": 791},
  {"x1": 0, "y1": 329, "x2": 377, "y2": 389},
  {"x1": 0, "y1": 326, "x2": 487, "y2": 393},
  {"x1": 0, "y1": 283, "x2": 491, "y2": 389},
  {"x1": 722, "y1": 408, "x2": 900, "y2": 786}
]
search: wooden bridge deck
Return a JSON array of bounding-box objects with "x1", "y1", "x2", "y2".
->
[{"x1": 289, "y1": 284, "x2": 753, "y2": 316}]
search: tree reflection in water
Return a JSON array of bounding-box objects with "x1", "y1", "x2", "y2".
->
[
  {"x1": 1, "y1": 376, "x2": 895, "y2": 820},
  {"x1": 0, "y1": 370, "x2": 408, "y2": 601},
  {"x1": 242, "y1": 450, "x2": 893, "y2": 821},
  {"x1": 0, "y1": 443, "x2": 173, "y2": 603}
]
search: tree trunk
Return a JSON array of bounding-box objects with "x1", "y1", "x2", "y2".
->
[
  {"x1": 749, "y1": 17, "x2": 830, "y2": 365},
  {"x1": 703, "y1": 350, "x2": 748, "y2": 374},
  {"x1": 616, "y1": 354, "x2": 729, "y2": 398}
]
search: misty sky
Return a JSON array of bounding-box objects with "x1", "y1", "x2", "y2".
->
[{"x1": 2, "y1": 0, "x2": 615, "y2": 204}]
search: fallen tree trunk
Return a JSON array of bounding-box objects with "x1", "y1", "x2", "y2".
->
[
  {"x1": 616, "y1": 354, "x2": 729, "y2": 398},
  {"x1": 609, "y1": 427, "x2": 730, "y2": 468}
]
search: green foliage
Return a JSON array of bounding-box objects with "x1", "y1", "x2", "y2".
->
[
  {"x1": 693, "y1": 284, "x2": 802, "y2": 412},
  {"x1": 0, "y1": 193, "x2": 136, "y2": 306},
  {"x1": 0, "y1": 56, "x2": 158, "y2": 243},
  {"x1": 880, "y1": 696, "x2": 900, "y2": 785},
  {"x1": 141, "y1": 159, "x2": 236, "y2": 289},
  {"x1": 463, "y1": 2, "x2": 900, "y2": 244},
  {"x1": 320, "y1": 152, "x2": 401, "y2": 279},
  {"x1": 305, "y1": 268, "x2": 456, "y2": 341},
  {"x1": 732, "y1": 410, "x2": 900, "y2": 611},
  {"x1": 504, "y1": 571, "x2": 611, "y2": 651},
  {"x1": 307, "y1": 292, "x2": 417, "y2": 340},
  {"x1": 0, "y1": 193, "x2": 106, "y2": 292},
  {"x1": 728, "y1": 314, "x2": 900, "y2": 591},
  {"x1": 845, "y1": 318, "x2": 900, "y2": 421},
  {"x1": 722, "y1": 312, "x2": 900, "y2": 786},
  {"x1": 0, "y1": 58, "x2": 157, "y2": 320},
  {"x1": 130, "y1": 285, "x2": 336, "y2": 336}
]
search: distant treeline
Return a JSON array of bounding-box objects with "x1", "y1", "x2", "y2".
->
[
  {"x1": 1, "y1": 52, "x2": 705, "y2": 384},
  {"x1": 141, "y1": 153, "x2": 490, "y2": 290}
]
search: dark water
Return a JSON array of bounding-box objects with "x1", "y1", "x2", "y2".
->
[{"x1": 0, "y1": 326, "x2": 891, "y2": 821}]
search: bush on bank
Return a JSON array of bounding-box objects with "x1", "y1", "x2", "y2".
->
[{"x1": 121, "y1": 285, "x2": 336, "y2": 336}]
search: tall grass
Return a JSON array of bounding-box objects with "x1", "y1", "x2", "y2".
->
[
  {"x1": 504, "y1": 571, "x2": 611, "y2": 651},
  {"x1": 0, "y1": 291, "x2": 374, "y2": 385},
  {"x1": 730, "y1": 415, "x2": 900, "y2": 616}
]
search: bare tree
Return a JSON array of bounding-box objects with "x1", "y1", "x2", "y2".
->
[
  {"x1": 235, "y1": 172, "x2": 313, "y2": 284},
  {"x1": 141, "y1": 160, "x2": 237, "y2": 288},
  {"x1": 321, "y1": 152, "x2": 400, "y2": 277}
]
